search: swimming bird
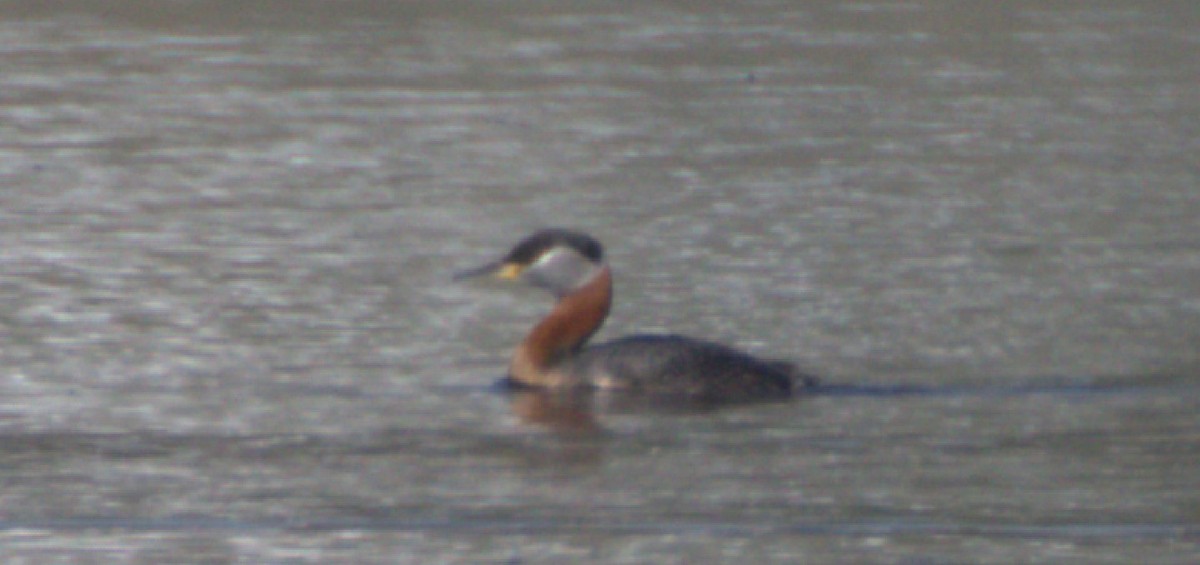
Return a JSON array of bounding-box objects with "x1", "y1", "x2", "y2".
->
[{"x1": 456, "y1": 228, "x2": 817, "y2": 403}]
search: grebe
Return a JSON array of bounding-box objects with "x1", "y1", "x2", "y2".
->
[{"x1": 456, "y1": 229, "x2": 818, "y2": 403}]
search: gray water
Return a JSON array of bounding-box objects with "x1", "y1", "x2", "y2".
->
[{"x1": 2, "y1": 1, "x2": 1198, "y2": 562}]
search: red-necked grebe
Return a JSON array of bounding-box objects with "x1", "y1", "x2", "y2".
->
[{"x1": 456, "y1": 229, "x2": 818, "y2": 402}]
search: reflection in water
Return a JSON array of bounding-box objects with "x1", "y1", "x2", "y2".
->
[
  {"x1": 506, "y1": 387, "x2": 599, "y2": 433},
  {"x1": 499, "y1": 375, "x2": 803, "y2": 434}
]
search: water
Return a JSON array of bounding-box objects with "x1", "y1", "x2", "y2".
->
[{"x1": 1, "y1": 1, "x2": 1198, "y2": 562}]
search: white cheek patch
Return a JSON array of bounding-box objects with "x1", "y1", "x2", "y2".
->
[
  {"x1": 529, "y1": 246, "x2": 601, "y2": 293},
  {"x1": 533, "y1": 247, "x2": 573, "y2": 270}
]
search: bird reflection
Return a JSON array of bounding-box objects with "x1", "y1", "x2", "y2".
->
[{"x1": 505, "y1": 386, "x2": 599, "y2": 433}]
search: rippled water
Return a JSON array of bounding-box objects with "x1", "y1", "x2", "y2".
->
[{"x1": 1, "y1": 1, "x2": 1198, "y2": 562}]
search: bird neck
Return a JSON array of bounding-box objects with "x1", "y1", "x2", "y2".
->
[{"x1": 509, "y1": 265, "x2": 612, "y2": 387}]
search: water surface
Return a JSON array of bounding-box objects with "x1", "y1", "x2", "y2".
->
[{"x1": 1, "y1": 1, "x2": 1197, "y2": 562}]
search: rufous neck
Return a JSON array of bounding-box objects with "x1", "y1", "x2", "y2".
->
[{"x1": 509, "y1": 265, "x2": 612, "y2": 387}]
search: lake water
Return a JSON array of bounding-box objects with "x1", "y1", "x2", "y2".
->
[{"x1": 1, "y1": 1, "x2": 1197, "y2": 562}]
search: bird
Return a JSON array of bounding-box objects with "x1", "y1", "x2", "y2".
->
[{"x1": 455, "y1": 228, "x2": 818, "y2": 404}]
